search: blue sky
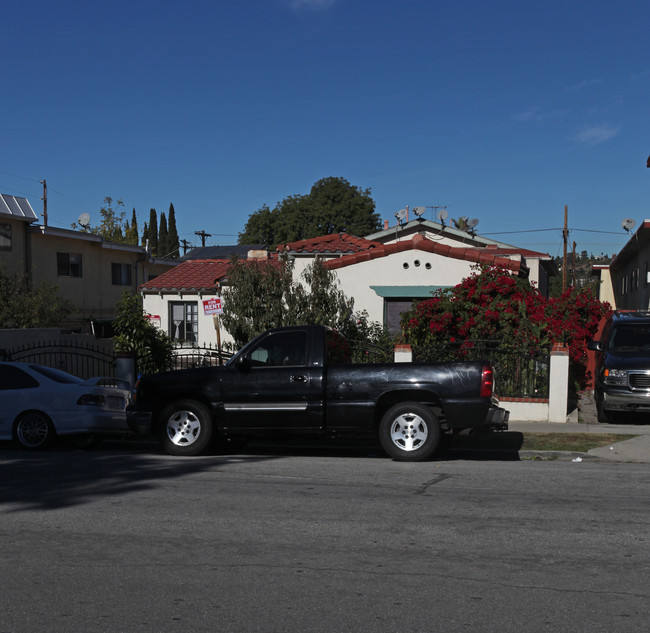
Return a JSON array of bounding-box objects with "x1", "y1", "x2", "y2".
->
[{"x1": 2, "y1": 0, "x2": 649, "y2": 257}]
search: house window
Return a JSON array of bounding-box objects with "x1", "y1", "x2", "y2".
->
[
  {"x1": 111, "y1": 263, "x2": 133, "y2": 286},
  {"x1": 170, "y1": 302, "x2": 198, "y2": 343},
  {"x1": 57, "y1": 252, "x2": 83, "y2": 277},
  {"x1": 0, "y1": 223, "x2": 11, "y2": 251}
]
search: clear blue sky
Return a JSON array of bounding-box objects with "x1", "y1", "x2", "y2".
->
[{"x1": 2, "y1": 0, "x2": 649, "y2": 257}]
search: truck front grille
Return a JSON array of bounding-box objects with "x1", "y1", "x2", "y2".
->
[{"x1": 629, "y1": 372, "x2": 650, "y2": 390}]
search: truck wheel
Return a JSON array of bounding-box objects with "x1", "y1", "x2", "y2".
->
[
  {"x1": 160, "y1": 400, "x2": 213, "y2": 456},
  {"x1": 379, "y1": 402, "x2": 440, "y2": 462}
]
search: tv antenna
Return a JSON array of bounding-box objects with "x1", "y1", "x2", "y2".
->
[
  {"x1": 412, "y1": 206, "x2": 426, "y2": 220},
  {"x1": 622, "y1": 218, "x2": 636, "y2": 233},
  {"x1": 78, "y1": 212, "x2": 91, "y2": 228}
]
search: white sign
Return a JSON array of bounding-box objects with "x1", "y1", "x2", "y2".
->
[{"x1": 203, "y1": 297, "x2": 223, "y2": 315}]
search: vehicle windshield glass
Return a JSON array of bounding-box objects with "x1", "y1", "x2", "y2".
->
[
  {"x1": 608, "y1": 325, "x2": 650, "y2": 351},
  {"x1": 247, "y1": 331, "x2": 308, "y2": 367},
  {"x1": 29, "y1": 365, "x2": 84, "y2": 384}
]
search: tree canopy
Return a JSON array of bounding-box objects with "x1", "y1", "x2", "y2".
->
[
  {"x1": 238, "y1": 177, "x2": 381, "y2": 245},
  {"x1": 219, "y1": 256, "x2": 392, "y2": 354},
  {"x1": 0, "y1": 272, "x2": 73, "y2": 328}
]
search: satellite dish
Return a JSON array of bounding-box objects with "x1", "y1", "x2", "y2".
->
[
  {"x1": 78, "y1": 212, "x2": 91, "y2": 227},
  {"x1": 437, "y1": 209, "x2": 448, "y2": 222},
  {"x1": 466, "y1": 218, "x2": 479, "y2": 229},
  {"x1": 413, "y1": 206, "x2": 426, "y2": 217},
  {"x1": 622, "y1": 218, "x2": 636, "y2": 233},
  {"x1": 394, "y1": 208, "x2": 408, "y2": 223}
]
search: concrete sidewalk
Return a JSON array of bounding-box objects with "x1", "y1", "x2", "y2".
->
[{"x1": 507, "y1": 392, "x2": 650, "y2": 463}]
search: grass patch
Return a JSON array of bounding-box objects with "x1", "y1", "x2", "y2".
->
[{"x1": 521, "y1": 433, "x2": 637, "y2": 452}]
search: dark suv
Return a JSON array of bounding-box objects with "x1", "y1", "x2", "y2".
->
[{"x1": 588, "y1": 311, "x2": 650, "y2": 422}]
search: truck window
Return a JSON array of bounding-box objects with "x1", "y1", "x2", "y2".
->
[
  {"x1": 247, "y1": 331, "x2": 307, "y2": 367},
  {"x1": 326, "y1": 329, "x2": 352, "y2": 364}
]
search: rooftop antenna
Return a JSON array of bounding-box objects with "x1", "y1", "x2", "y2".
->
[
  {"x1": 394, "y1": 208, "x2": 408, "y2": 225},
  {"x1": 622, "y1": 218, "x2": 636, "y2": 233},
  {"x1": 78, "y1": 212, "x2": 91, "y2": 229},
  {"x1": 466, "y1": 218, "x2": 479, "y2": 235},
  {"x1": 412, "y1": 206, "x2": 426, "y2": 221}
]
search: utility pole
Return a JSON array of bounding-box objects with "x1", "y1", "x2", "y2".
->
[
  {"x1": 194, "y1": 230, "x2": 212, "y2": 247},
  {"x1": 180, "y1": 239, "x2": 192, "y2": 255},
  {"x1": 572, "y1": 241, "x2": 577, "y2": 288},
  {"x1": 40, "y1": 179, "x2": 48, "y2": 227},
  {"x1": 562, "y1": 205, "x2": 568, "y2": 293}
]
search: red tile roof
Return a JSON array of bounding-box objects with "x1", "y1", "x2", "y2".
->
[
  {"x1": 139, "y1": 258, "x2": 281, "y2": 292},
  {"x1": 278, "y1": 233, "x2": 383, "y2": 254},
  {"x1": 323, "y1": 234, "x2": 527, "y2": 274}
]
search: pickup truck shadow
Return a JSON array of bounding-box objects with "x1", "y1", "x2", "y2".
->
[
  {"x1": 225, "y1": 431, "x2": 525, "y2": 462},
  {"x1": 445, "y1": 431, "x2": 524, "y2": 461}
]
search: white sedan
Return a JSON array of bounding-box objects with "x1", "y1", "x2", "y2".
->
[{"x1": 0, "y1": 362, "x2": 131, "y2": 449}]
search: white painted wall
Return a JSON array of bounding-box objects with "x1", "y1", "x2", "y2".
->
[{"x1": 142, "y1": 292, "x2": 236, "y2": 349}]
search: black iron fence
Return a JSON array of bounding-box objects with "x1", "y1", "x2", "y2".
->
[
  {"x1": 172, "y1": 343, "x2": 233, "y2": 369},
  {"x1": 0, "y1": 339, "x2": 117, "y2": 379},
  {"x1": 412, "y1": 340, "x2": 551, "y2": 398}
]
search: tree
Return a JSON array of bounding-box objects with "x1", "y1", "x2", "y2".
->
[
  {"x1": 219, "y1": 256, "x2": 390, "y2": 351},
  {"x1": 148, "y1": 209, "x2": 158, "y2": 254},
  {"x1": 0, "y1": 272, "x2": 73, "y2": 328},
  {"x1": 141, "y1": 221, "x2": 148, "y2": 247},
  {"x1": 238, "y1": 177, "x2": 381, "y2": 245},
  {"x1": 158, "y1": 213, "x2": 169, "y2": 258},
  {"x1": 125, "y1": 208, "x2": 139, "y2": 245},
  {"x1": 112, "y1": 291, "x2": 174, "y2": 375},
  {"x1": 72, "y1": 197, "x2": 128, "y2": 242},
  {"x1": 167, "y1": 203, "x2": 180, "y2": 259},
  {"x1": 400, "y1": 265, "x2": 610, "y2": 382}
]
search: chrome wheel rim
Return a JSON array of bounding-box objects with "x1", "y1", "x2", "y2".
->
[
  {"x1": 17, "y1": 414, "x2": 50, "y2": 448},
  {"x1": 390, "y1": 412, "x2": 428, "y2": 452},
  {"x1": 165, "y1": 410, "x2": 202, "y2": 447}
]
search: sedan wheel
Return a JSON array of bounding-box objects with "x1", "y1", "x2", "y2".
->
[
  {"x1": 15, "y1": 412, "x2": 55, "y2": 450},
  {"x1": 160, "y1": 400, "x2": 213, "y2": 456},
  {"x1": 379, "y1": 402, "x2": 440, "y2": 462}
]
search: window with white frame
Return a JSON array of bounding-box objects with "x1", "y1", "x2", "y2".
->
[{"x1": 169, "y1": 302, "x2": 198, "y2": 343}]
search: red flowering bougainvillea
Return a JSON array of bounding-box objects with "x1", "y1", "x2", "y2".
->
[{"x1": 401, "y1": 265, "x2": 610, "y2": 365}]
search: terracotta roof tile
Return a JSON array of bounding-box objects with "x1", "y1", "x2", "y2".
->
[
  {"x1": 278, "y1": 233, "x2": 382, "y2": 254},
  {"x1": 139, "y1": 257, "x2": 281, "y2": 292},
  {"x1": 323, "y1": 235, "x2": 528, "y2": 274}
]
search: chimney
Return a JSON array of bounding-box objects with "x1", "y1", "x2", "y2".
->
[
  {"x1": 384, "y1": 219, "x2": 389, "y2": 230},
  {"x1": 247, "y1": 249, "x2": 268, "y2": 260}
]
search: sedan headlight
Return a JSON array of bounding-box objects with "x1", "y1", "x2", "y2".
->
[{"x1": 604, "y1": 369, "x2": 628, "y2": 385}]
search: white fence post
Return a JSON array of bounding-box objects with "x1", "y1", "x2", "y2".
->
[
  {"x1": 394, "y1": 344, "x2": 413, "y2": 363},
  {"x1": 548, "y1": 343, "x2": 570, "y2": 422}
]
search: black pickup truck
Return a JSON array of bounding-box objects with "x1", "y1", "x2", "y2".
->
[{"x1": 127, "y1": 325, "x2": 508, "y2": 461}]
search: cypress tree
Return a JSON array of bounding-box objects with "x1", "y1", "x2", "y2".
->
[
  {"x1": 141, "y1": 221, "x2": 148, "y2": 247},
  {"x1": 167, "y1": 203, "x2": 180, "y2": 259},
  {"x1": 159, "y1": 213, "x2": 169, "y2": 258},
  {"x1": 129, "y1": 208, "x2": 139, "y2": 244},
  {"x1": 148, "y1": 208, "x2": 158, "y2": 255}
]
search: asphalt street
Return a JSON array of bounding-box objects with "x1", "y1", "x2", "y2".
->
[{"x1": 1, "y1": 447, "x2": 650, "y2": 633}]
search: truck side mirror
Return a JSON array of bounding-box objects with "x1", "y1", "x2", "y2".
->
[
  {"x1": 234, "y1": 355, "x2": 252, "y2": 372},
  {"x1": 587, "y1": 340, "x2": 602, "y2": 352}
]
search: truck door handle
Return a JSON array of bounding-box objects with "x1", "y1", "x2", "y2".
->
[{"x1": 290, "y1": 375, "x2": 308, "y2": 383}]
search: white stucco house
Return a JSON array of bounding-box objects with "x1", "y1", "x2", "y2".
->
[{"x1": 138, "y1": 218, "x2": 556, "y2": 350}]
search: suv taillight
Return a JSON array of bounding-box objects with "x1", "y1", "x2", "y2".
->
[{"x1": 480, "y1": 365, "x2": 494, "y2": 398}]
